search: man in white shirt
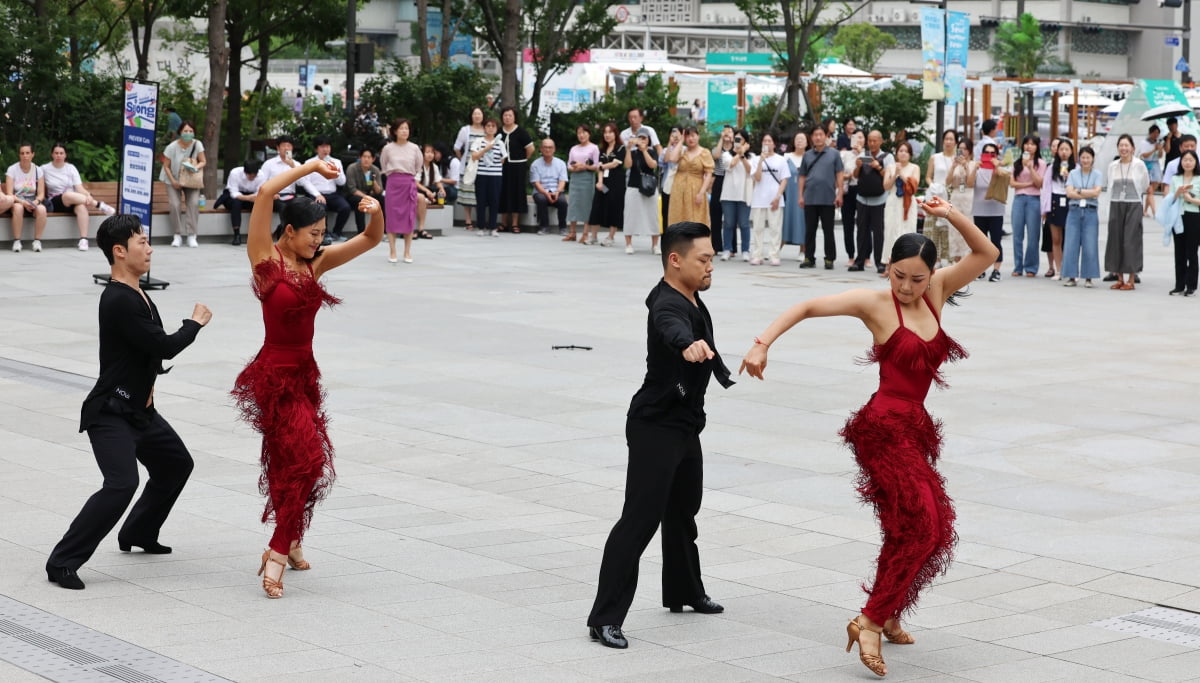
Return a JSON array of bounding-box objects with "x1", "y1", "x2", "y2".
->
[
  {"x1": 213, "y1": 159, "x2": 264, "y2": 245},
  {"x1": 619, "y1": 108, "x2": 663, "y2": 157},
  {"x1": 259, "y1": 135, "x2": 320, "y2": 215},
  {"x1": 304, "y1": 135, "x2": 351, "y2": 242},
  {"x1": 529, "y1": 138, "x2": 569, "y2": 235},
  {"x1": 974, "y1": 119, "x2": 998, "y2": 159}
]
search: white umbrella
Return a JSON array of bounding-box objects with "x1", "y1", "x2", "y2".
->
[
  {"x1": 1068, "y1": 90, "x2": 1115, "y2": 108},
  {"x1": 720, "y1": 79, "x2": 784, "y2": 97},
  {"x1": 1142, "y1": 103, "x2": 1193, "y2": 121},
  {"x1": 815, "y1": 61, "x2": 871, "y2": 78}
]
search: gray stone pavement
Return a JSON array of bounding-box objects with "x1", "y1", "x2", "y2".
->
[{"x1": 0, "y1": 219, "x2": 1198, "y2": 682}]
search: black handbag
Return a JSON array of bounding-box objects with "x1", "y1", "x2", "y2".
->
[{"x1": 637, "y1": 157, "x2": 658, "y2": 196}]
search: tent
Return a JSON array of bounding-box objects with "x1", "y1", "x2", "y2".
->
[{"x1": 1097, "y1": 79, "x2": 1198, "y2": 163}]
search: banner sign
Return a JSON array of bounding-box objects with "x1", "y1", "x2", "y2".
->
[
  {"x1": 944, "y1": 11, "x2": 970, "y2": 105},
  {"x1": 920, "y1": 7, "x2": 946, "y2": 100},
  {"x1": 120, "y1": 79, "x2": 158, "y2": 234}
]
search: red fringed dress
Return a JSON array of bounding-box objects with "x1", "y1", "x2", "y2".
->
[
  {"x1": 839, "y1": 291, "x2": 966, "y2": 626},
  {"x1": 232, "y1": 247, "x2": 341, "y2": 555}
]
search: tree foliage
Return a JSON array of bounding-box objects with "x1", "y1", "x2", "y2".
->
[
  {"x1": 458, "y1": 0, "x2": 618, "y2": 122},
  {"x1": 831, "y1": 23, "x2": 897, "y2": 73},
  {"x1": 358, "y1": 60, "x2": 496, "y2": 148},
  {"x1": 546, "y1": 72, "x2": 680, "y2": 154},
  {"x1": 820, "y1": 80, "x2": 930, "y2": 148},
  {"x1": 991, "y1": 13, "x2": 1060, "y2": 79},
  {"x1": 732, "y1": 0, "x2": 865, "y2": 125}
]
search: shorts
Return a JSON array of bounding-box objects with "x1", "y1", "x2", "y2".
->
[{"x1": 44, "y1": 195, "x2": 69, "y2": 213}]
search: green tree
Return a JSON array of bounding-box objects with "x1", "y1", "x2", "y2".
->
[
  {"x1": 733, "y1": 0, "x2": 865, "y2": 127},
  {"x1": 991, "y1": 13, "x2": 1058, "y2": 78},
  {"x1": 458, "y1": 0, "x2": 618, "y2": 121},
  {"x1": 358, "y1": 60, "x2": 496, "y2": 148},
  {"x1": 546, "y1": 71, "x2": 680, "y2": 154},
  {"x1": 831, "y1": 23, "x2": 897, "y2": 73},
  {"x1": 820, "y1": 80, "x2": 929, "y2": 147}
]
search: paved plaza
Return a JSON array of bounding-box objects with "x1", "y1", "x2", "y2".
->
[{"x1": 1, "y1": 221, "x2": 1199, "y2": 682}]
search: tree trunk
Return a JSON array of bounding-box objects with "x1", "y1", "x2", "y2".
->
[
  {"x1": 440, "y1": 0, "x2": 453, "y2": 65},
  {"x1": 224, "y1": 23, "x2": 245, "y2": 173},
  {"x1": 205, "y1": 0, "x2": 229, "y2": 197},
  {"x1": 254, "y1": 33, "x2": 271, "y2": 93},
  {"x1": 415, "y1": 0, "x2": 431, "y2": 71},
  {"x1": 499, "y1": 0, "x2": 521, "y2": 108},
  {"x1": 527, "y1": 65, "x2": 546, "y2": 125}
]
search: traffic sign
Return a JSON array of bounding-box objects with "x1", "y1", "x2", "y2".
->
[
  {"x1": 1166, "y1": 35, "x2": 1181, "y2": 47},
  {"x1": 1176, "y1": 57, "x2": 1191, "y2": 72},
  {"x1": 614, "y1": 5, "x2": 629, "y2": 22}
]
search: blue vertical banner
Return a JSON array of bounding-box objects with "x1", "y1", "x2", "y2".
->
[
  {"x1": 120, "y1": 79, "x2": 158, "y2": 234},
  {"x1": 920, "y1": 7, "x2": 946, "y2": 101},
  {"x1": 944, "y1": 11, "x2": 970, "y2": 106}
]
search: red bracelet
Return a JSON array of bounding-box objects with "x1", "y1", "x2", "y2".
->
[{"x1": 754, "y1": 336, "x2": 769, "y2": 346}]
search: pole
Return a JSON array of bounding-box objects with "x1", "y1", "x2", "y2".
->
[
  {"x1": 935, "y1": 0, "x2": 946, "y2": 143},
  {"x1": 346, "y1": 0, "x2": 356, "y2": 118},
  {"x1": 1185, "y1": 0, "x2": 1192, "y2": 87}
]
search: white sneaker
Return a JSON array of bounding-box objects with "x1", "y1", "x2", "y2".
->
[
  {"x1": 98, "y1": 201, "x2": 116, "y2": 216},
  {"x1": 769, "y1": 258, "x2": 781, "y2": 266},
  {"x1": 490, "y1": 229, "x2": 499, "y2": 238},
  {"x1": 720, "y1": 251, "x2": 731, "y2": 261},
  {"x1": 171, "y1": 234, "x2": 182, "y2": 247},
  {"x1": 187, "y1": 235, "x2": 199, "y2": 248},
  {"x1": 625, "y1": 245, "x2": 635, "y2": 254},
  {"x1": 742, "y1": 251, "x2": 750, "y2": 262},
  {"x1": 476, "y1": 229, "x2": 491, "y2": 237},
  {"x1": 32, "y1": 240, "x2": 41, "y2": 252},
  {"x1": 77, "y1": 238, "x2": 88, "y2": 251},
  {"x1": 12, "y1": 240, "x2": 21, "y2": 253},
  {"x1": 601, "y1": 237, "x2": 614, "y2": 247},
  {"x1": 653, "y1": 245, "x2": 662, "y2": 255}
]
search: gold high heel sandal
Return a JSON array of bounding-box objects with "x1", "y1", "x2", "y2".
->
[
  {"x1": 257, "y1": 550, "x2": 286, "y2": 599},
  {"x1": 883, "y1": 619, "x2": 915, "y2": 645},
  {"x1": 846, "y1": 615, "x2": 887, "y2": 677},
  {"x1": 287, "y1": 546, "x2": 310, "y2": 571}
]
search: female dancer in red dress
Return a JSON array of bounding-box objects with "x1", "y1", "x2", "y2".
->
[
  {"x1": 233, "y1": 158, "x2": 383, "y2": 598},
  {"x1": 740, "y1": 196, "x2": 998, "y2": 677}
]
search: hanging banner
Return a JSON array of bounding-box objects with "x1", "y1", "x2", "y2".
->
[
  {"x1": 944, "y1": 11, "x2": 970, "y2": 105},
  {"x1": 120, "y1": 79, "x2": 158, "y2": 234},
  {"x1": 920, "y1": 7, "x2": 946, "y2": 101}
]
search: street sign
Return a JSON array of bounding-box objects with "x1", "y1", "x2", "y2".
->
[
  {"x1": 1176, "y1": 57, "x2": 1191, "y2": 72},
  {"x1": 1166, "y1": 36, "x2": 1181, "y2": 47}
]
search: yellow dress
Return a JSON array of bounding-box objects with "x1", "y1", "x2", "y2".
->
[{"x1": 668, "y1": 148, "x2": 715, "y2": 227}]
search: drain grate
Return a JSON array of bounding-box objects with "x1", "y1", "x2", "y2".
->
[
  {"x1": 1092, "y1": 605, "x2": 1200, "y2": 648},
  {"x1": 0, "y1": 595, "x2": 229, "y2": 682}
]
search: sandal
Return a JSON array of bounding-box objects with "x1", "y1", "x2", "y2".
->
[
  {"x1": 464, "y1": 221, "x2": 474, "y2": 231},
  {"x1": 257, "y1": 550, "x2": 286, "y2": 599},
  {"x1": 1110, "y1": 282, "x2": 1124, "y2": 290},
  {"x1": 1120, "y1": 282, "x2": 1135, "y2": 291},
  {"x1": 1044, "y1": 269, "x2": 1055, "y2": 278},
  {"x1": 511, "y1": 226, "x2": 521, "y2": 234},
  {"x1": 562, "y1": 233, "x2": 577, "y2": 242},
  {"x1": 287, "y1": 546, "x2": 311, "y2": 571},
  {"x1": 417, "y1": 230, "x2": 434, "y2": 240},
  {"x1": 882, "y1": 619, "x2": 916, "y2": 644}
]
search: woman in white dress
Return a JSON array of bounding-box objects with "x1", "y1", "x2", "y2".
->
[
  {"x1": 945, "y1": 139, "x2": 974, "y2": 263},
  {"x1": 925, "y1": 130, "x2": 958, "y2": 266},
  {"x1": 881, "y1": 141, "x2": 920, "y2": 274},
  {"x1": 622, "y1": 133, "x2": 660, "y2": 254}
]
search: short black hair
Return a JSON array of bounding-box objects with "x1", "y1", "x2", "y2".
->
[
  {"x1": 97, "y1": 215, "x2": 142, "y2": 265},
  {"x1": 981, "y1": 119, "x2": 998, "y2": 135},
  {"x1": 276, "y1": 135, "x2": 296, "y2": 146},
  {"x1": 660, "y1": 221, "x2": 711, "y2": 268},
  {"x1": 244, "y1": 159, "x2": 263, "y2": 175},
  {"x1": 313, "y1": 135, "x2": 331, "y2": 148},
  {"x1": 1182, "y1": 134, "x2": 1198, "y2": 145},
  {"x1": 1168, "y1": 116, "x2": 1179, "y2": 126}
]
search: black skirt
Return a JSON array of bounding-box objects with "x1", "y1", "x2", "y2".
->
[
  {"x1": 588, "y1": 181, "x2": 626, "y2": 228},
  {"x1": 500, "y1": 160, "x2": 528, "y2": 214}
]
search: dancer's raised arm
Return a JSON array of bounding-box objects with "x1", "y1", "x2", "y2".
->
[
  {"x1": 247, "y1": 159, "x2": 339, "y2": 264},
  {"x1": 922, "y1": 196, "x2": 1000, "y2": 301},
  {"x1": 738, "y1": 288, "x2": 878, "y2": 380},
  {"x1": 312, "y1": 197, "x2": 383, "y2": 277}
]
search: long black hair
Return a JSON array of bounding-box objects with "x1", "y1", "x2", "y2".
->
[
  {"x1": 1051, "y1": 139, "x2": 1076, "y2": 183},
  {"x1": 273, "y1": 196, "x2": 327, "y2": 261},
  {"x1": 890, "y1": 233, "x2": 967, "y2": 306},
  {"x1": 1012, "y1": 134, "x2": 1041, "y2": 179}
]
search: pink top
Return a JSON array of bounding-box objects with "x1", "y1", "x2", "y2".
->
[
  {"x1": 1014, "y1": 158, "x2": 1045, "y2": 197},
  {"x1": 568, "y1": 143, "x2": 599, "y2": 169},
  {"x1": 380, "y1": 142, "x2": 423, "y2": 176}
]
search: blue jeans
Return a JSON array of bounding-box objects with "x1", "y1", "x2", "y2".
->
[
  {"x1": 1010, "y1": 194, "x2": 1041, "y2": 274},
  {"x1": 1061, "y1": 205, "x2": 1099, "y2": 279},
  {"x1": 721, "y1": 200, "x2": 751, "y2": 254}
]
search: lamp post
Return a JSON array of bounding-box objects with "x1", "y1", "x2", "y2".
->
[{"x1": 346, "y1": 0, "x2": 356, "y2": 118}]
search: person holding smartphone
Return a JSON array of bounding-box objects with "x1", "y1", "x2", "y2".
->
[{"x1": 260, "y1": 135, "x2": 320, "y2": 218}]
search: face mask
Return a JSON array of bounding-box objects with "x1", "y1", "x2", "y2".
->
[{"x1": 180, "y1": 132, "x2": 194, "y2": 142}]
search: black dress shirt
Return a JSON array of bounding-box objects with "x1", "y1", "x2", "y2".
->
[
  {"x1": 79, "y1": 282, "x2": 202, "y2": 431},
  {"x1": 628, "y1": 279, "x2": 734, "y2": 431}
]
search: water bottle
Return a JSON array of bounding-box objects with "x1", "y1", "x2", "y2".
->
[{"x1": 198, "y1": 193, "x2": 207, "y2": 211}]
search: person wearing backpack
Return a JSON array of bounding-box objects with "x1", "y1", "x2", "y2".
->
[{"x1": 850, "y1": 130, "x2": 894, "y2": 273}]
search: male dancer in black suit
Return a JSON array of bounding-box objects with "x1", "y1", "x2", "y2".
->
[
  {"x1": 587, "y1": 221, "x2": 734, "y2": 648},
  {"x1": 46, "y1": 215, "x2": 211, "y2": 589}
]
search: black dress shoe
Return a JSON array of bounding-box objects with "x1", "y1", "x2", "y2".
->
[
  {"x1": 1103, "y1": 273, "x2": 1118, "y2": 282},
  {"x1": 1186, "y1": 289, "x2": 1197, "y2": 297},
  {"x1": 668, "y1": 595, "x2": 724, "y2": 614},
  {"x1": 877, "y1": 265, "x2": 886, "y2": 274},
  {"x1": 119, "y1": 539, "x2": 172, "y2": 554},
  {"x1": 231, "y1": 232, "x2": 242, "y2": 246},
  {"x1": 589, "y1": 624, "x2": 628, "y2": 649},
  {"x1": 46, "y1": 564, "x2": 85, "y2": 590},
  {"x1": 847, "y1": 264, "x2": 865, "y2": 272},
  {"x1": 1170, "y1": 288, "x2": 1184, "y2": 295},
  {"x1": 799, "y1": 259, "x2": 816, "y2": 269},
  {"x1": 1134, "y1": 274, "x2": 1142, "y2": 284},
  {"x1": 824, "y1": 259, "x2": 834, "y2": 270}
]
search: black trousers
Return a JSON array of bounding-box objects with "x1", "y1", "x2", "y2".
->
[
  {"x1": 855, "y1": 201, "x2": 886, "y2": 267},
  {"x1": 588, "y1": 418, "x2": 706, "y2": 627},
  {"x1": 841, "y1": 187, "x2": 858, "y2": 260},
  {"x1": 321, "y1": 192, "x2": 352, "y2": 236},
  {"x1": 976, "y1": 215, "x2": 1005, "y2": 264},
  {"x1": 804, "y1": 204, "x2": 837, "y2": 262},
  {"x1": 709, "y1": 175, "x2": 725, "y2": 253},
  {"x1": 1175, "y1": 212, "x2": 1200, "y2": 291},
  {"x1": 48, "y1": 411, "x2": 193, "y2": 570},
  {"x1": 532, "y1": 191, "x2": 568, "y2": 230},
  {"x1": 226, "y1": 196, "x2": 254, "y2": 229}
]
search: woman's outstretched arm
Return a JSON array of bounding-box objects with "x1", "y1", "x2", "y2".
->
[
  {"x1": 925, "y1": 196, "x2": 1000, "y2": 300},
  {"x1": 247, "y1": 159, "x2": 338, "y2": 265},
  {"x1": 313, "y1": 197, "x2": 384, "y2": 277},
  {"x1": 739, "y1": 288, "x2": 878, "y2": 380}
]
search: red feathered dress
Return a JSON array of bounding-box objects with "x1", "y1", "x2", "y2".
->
[
  {"x1": 839, "y1": 291, "x2": 965, "y2": 626},
  {"x1": 232, "y1": 247, "x2": 341, "y2": 556}
]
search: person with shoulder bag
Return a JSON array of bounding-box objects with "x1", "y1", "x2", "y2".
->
[{"x1": 159, "y1": 120, "x2": 207, "y2": 248}]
